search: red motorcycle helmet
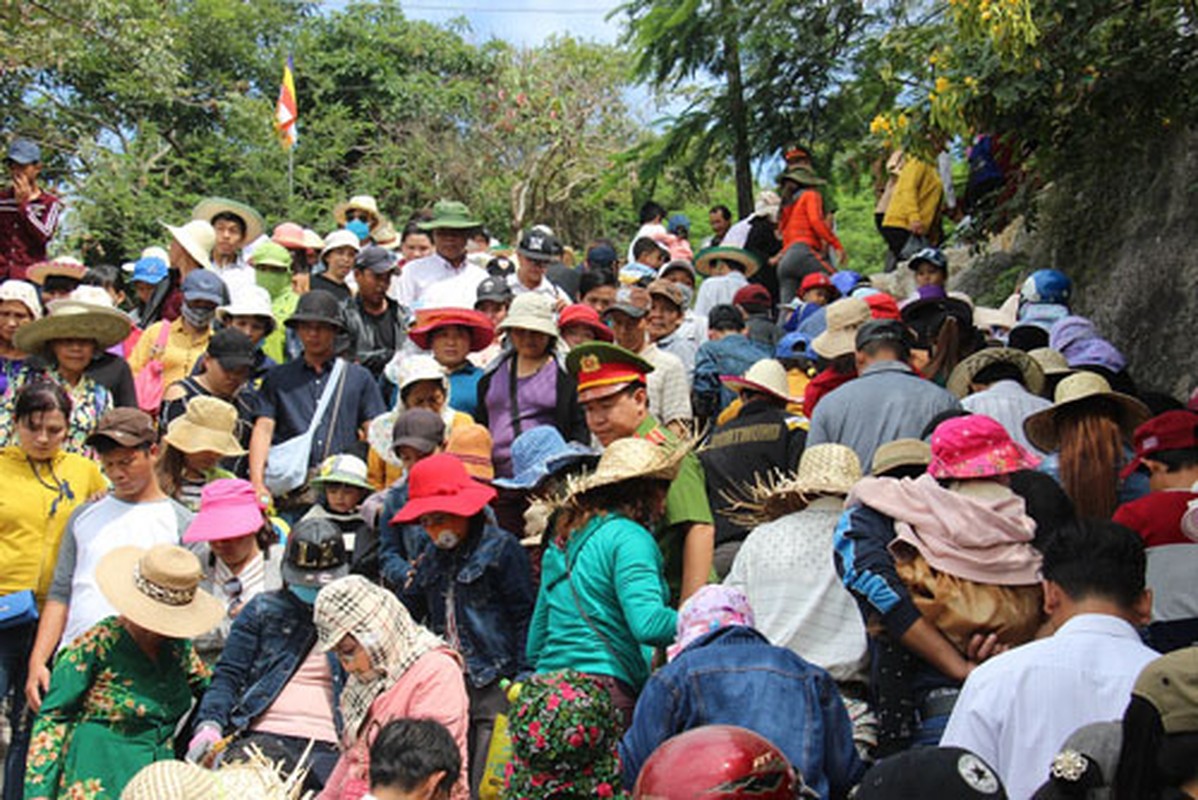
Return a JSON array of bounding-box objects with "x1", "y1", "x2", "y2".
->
[{"x1": 632, "y1": 725, "x2": 816, "y2": 799}]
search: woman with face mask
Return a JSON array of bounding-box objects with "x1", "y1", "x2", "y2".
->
[
  {"x1": 391, "y1": 452, "x2": 534, "y2": 798},
  {"x1": 128, "y1": 269, "x2": 224, "y2": 390},
  {"x1": 185, "y1": 517, "x2": 350, "y2": 792},
  {"x1": 314, "y1": 575, "x2": 471, "y2": 800}
]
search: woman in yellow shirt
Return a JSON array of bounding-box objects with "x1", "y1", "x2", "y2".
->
[
  {"x1": 0, "y1": 380, "x2": 108, "y2": 791},
  {"x1": 129, "y1": 269, "x2": 223, "y2": 388}
]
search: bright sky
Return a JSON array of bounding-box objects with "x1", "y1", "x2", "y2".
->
[{"x1": 324, "y1": 1, "x2": 626, "y2": 46}]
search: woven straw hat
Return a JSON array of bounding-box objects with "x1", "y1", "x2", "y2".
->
[
  {"x1": 871, "y1": 438, "x2": 932, "y2": 477},
  {"x1": 14, "y1": 286, "x2": 132, "y2": 356},
  {"x1": 96, "y1": 544, "x2": 224, "y2": 639},
  {"x1": 163, "y1": 219, "x2": 216, "y2": 269},
  {"x1": 1028, "y1": 347, "x2": 1073, "y2": 376},
  {"x1": 192, "y1": 197, "x2": 265, "y2": 244},
  {"x1": 1023, "y1": 371, "x2": 1151, "y2": 453},
  {"x1": 724, "y1": 443, "x2": 861, "y2": 526},
  {"x1": 446, "y1": 422, "x2": 495, "y2": 481},
  {"x1": 120, "y1": 753, "x2": 297, "y2": 800},
  {"x1": 333, "y1": 194, "x2": 382, "y2": 228},
  {"x1": 721, "y1": 358, "x2": 798, "y2": 405},
  {"x1": 163, "y1": 396, "x2": 246, "y2": 456},
  {"x1": 812, "y1": 297, "x2": 871, "y2": 359},
  {"x1": 946, "y1": 347, "x2": 1046, "y2": 399},
  {"x1": 27, "y1": 256, "x2": 88, "y2": 286},
  {"x1": 569, "y1": 437, "x2": 688, "y2": 497}
]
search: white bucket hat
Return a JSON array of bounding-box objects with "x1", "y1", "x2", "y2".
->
[
  {"x1": 163, "y1": 219, "x2": 216, "y2": 269},
  {"x1": 217, "y1": 285, "x2": 278, "y2": 334},
  {"x1": 497, "y1": 293, "x2": 559, "y2": 339},
  {"x1": 0, "y1": 280, "x2": 42, "y2": 319},
  {"x1": 321, "y1": 229, "x2": 362, "y2": 261}
]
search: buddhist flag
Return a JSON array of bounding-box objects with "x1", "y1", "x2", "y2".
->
[{"x1": 275, "y1": 56, "x2": 298, "y2": 150}]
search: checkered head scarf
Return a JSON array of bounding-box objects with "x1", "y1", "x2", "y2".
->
[{"x1": 314, "y1": 575, "x2": 446, "y2": 743}]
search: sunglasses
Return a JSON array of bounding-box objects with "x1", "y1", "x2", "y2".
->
[{"x1": 345, "y1": 211, "x2": 372, "y2": 222}]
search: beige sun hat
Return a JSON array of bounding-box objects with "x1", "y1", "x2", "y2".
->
[
  {"x1": 946, "y1": 347, "x2": 1046, "y2": 399},
  {"x1": 1028, "y1": 347, "x2": 1073, "y2": 376},
  {"x1": 498, "y1": 292, "x2": 559, "y2": 339},
  {"x1": 372, "y1": 221, "x2": 401, "y2": 250},
  {"x1": 27, "y1": 256, "x2": 88, "y2": 286},
  {"x1": 569, "y1": 437, "x2": 688, "y2": 497},
  {"x1": 14, "y1": 286, "x2": 132, "y2": 356},
  {"x1": 163, "y1": 219, "x2": 216, "y2": 269},
  {"x1": 191, "y1": 197, "x2": 265, "y2": 244},
  {"x1": 333, "y1": 194, "x2": 382, "y2": 228},
  {"x1": 725, "y1": 443, "x2": 861, "y2": 526},
  {"x1": 721, "y1": 358, "x2": 798, "y2": 405},
  {"x1": 301, "y1": 228, "x2": 326, "y2": 251},
  {"x1": 163, "y1": 396, "x2": 246, "y2": 456},
  {"x1": 0, "y1": 279, "x2": 43, "y2": 319},
  {"x1": 121, "y1": 754, "x2": 297, "y2": 800},
  {"x1": 96, "y1": 544, "x2": 224, "y2": 639},
  {"x1": 812, "y1": 297, "x2": 871, "y2": 359},
  {"x1": 870, "y1": 438, "x2": 933, "y2": 477},
  {"x1": 1022, "y1": 371, "x2": 1151, "y2": 453},
  {"x1": 973, "y1": 293, "x2": 1019, "y2": 332}
]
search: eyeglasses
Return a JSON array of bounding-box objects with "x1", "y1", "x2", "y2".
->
[{"x1": 345, "y1": 211, "x2": 372, "y2": 222}]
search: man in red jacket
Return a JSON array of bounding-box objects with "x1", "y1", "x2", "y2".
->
[{"x1": 0, "y1": 139, "x2": 62, "y2": 281}]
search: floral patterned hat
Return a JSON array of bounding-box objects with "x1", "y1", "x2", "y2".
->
[
  {"x1": 928, "y1": 414, "x2": 1040, "y2": 480},
  {"x1": 503, "y1": 670, "x2": 623, "y2": 799}
]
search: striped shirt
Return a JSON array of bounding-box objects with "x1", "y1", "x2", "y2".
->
[{"x1": 0, "y1": 187, "x2": 62, "y2": 280}]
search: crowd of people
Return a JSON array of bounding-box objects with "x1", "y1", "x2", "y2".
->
[{"x1": 1, "y1": 132, "x2": 1197, "y2": 800}]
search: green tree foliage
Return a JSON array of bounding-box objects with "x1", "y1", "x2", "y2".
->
[{"x1": 2, "y1": 0, "x2": 640, "y2": 261}]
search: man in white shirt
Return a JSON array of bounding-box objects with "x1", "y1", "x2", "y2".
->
[
  {"x1": 508, "y1": 229, "x2": 570, "y2": 308},
  {"x1": 693, "y1": 246, "x2": 757, "y2": 320},
  {"x1": 23, "y1": 409, "x2": 193, "y2": 712},
  {"x1": 942, "y1": 518, "x2": 1158, "y2": 799},
  {"x1": 394, "y1": 200, "x2": 488, "y2": 310},
  {"x1": 192, "y1": 197, "x2": 265, "y2": 303}
]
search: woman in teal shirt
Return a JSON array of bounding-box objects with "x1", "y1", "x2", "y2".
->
[{"x1": 526, "y1": 437, "x2": 683, "y2": 728}]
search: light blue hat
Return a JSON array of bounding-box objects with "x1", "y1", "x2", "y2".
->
[
  {"x1": 131, "y1": 256, "x2": 169, "y2": 286},
  {"x1": 492, "y1": 427, "x2": 599, "y2": 490}
]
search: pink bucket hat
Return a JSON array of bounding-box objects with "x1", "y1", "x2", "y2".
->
[
  {"x1": 927, "y1": 414, "x2": 1040, "y2": 480},
  {"x1": 183, "y1": 478, "x2": 267, "y2": 543}
]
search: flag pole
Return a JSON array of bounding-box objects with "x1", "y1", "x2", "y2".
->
[{"x1": 288, "y1": 148, "x2": 294, "y2": 208}]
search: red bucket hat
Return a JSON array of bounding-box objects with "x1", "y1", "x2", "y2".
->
[
  {"x1": 928, "y1": 414, "x2": 1040, "y2": 480},
  {"x1": 407, "y1": 308, "x2": 495, "y2": 352},
  {"x1": 864, "y1": 293, "x2": 902, "y2": 321},
  {"x1": 391, "y1": 453, "x2": 497, "y2": 523},
  {"x1": 558, "y1": 303, "x2": 614, "y2": 343}
]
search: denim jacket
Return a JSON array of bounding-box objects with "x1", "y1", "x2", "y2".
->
[
  {"x1": 195, "y1": 589, "x2": 345, "y2": 736},
  {"x1": 403, "y1": 520, "x2": 534, "y2": 688},
  {"x1": 377, "y1": 479, "x2": 432, "y2": 589},
  {"x1": 619, "y1": 626, "x2": 864, "y2": 800}
]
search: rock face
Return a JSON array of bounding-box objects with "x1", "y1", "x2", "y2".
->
[{"x1": 946, "y1": 126, "x2": 1198, "y2": 398}]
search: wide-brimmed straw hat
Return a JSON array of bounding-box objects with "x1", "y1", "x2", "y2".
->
[
  {"x1": 694, "y1": 246, "x2": 762, "y2": 278},
  {"x1": 163, "y1": 396, "x2": 245, "y2": 456},
  {"x1": 724, "y1": 443, "x2": 861, "y2": 527},
  {"x1": 871, "y1": 438, "x2": 932, "y2": 477},
  {"x1": 121, "y1": 750, "x2": 298, "y2": 800},
  {"x1": 408, "y1": 308, "x2": 495, "y2": 352},
  {"x1": 14, "y1": 286, "x2": 132, "y2": 356},
  {"x1": 333, "y1": 194, "x2": 383, "y2": 228},
  {"x1": 568, "y1": 437, "x2": 688, "y2": 498},
  {"x1": 812, "y1": 297, "x2": 871, "y2": 359},
  {"x1": 497, "y1": 293, "x2": 559, "y2": 339},
  {"x1": 96, "y1": 544, "x2": 223, "y2": 639},
  {"x1": 1023, "y1": 372, "x2": 1151, "y2": 453},
  {"x1": 1027, "y1": 347, "x2": 1073, "y2": 376},
  {"x1": 163, "y1": 219, "x2": 215, "y2": 269},
  {"x1": 27, "y1": 256, "x2": 88, "y2": 286},
  {"x1": 946, "y1": 347, "x2": 1046, "y2": 399},
  {"x1": 392, "y1": 453, "x2": 497, "y2": 523},
  {"x1": 720, "y1": 358, "x2": 798, "y2": 405},
  {"x1": 192, "y1": 197, "x2": 265, "y2": 244}
]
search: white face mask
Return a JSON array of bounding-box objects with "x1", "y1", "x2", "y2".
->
[{"x1": 430, "y1": 529, "x2": 461, "y2": 550}]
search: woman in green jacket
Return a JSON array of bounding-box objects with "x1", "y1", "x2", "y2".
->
[{"x1": 526, "y1": 437, "x2": 683, "y2": 728}]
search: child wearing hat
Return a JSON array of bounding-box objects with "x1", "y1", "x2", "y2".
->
[
  {"x1": 156, "y1": 396, "x2": 245, "y2": 511},
  {"x1": 0, "y1": 279, "x2": 41, "y2": 394},
  {"x1": 392, "y1": 453, "x2": 533, "y2": 797},
  {"x1": 301, "y1": 454, "x2": 380, "y2": 581}
]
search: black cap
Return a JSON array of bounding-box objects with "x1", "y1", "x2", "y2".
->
[
  {"x1": 486, "y1": 256, "x2": 515, "y2": 278},
  {"x1": 708, "y1": 303, "x2": 745, "y2": 331},
  {"x1": 354, "y1": 244, "x2": 398, "y2": 274},
  {"x1": 282, "y1": 517, "x2": 350, "y2": 588},
  {"x1": 207, "y1": 327, "x2": 256, "y2": 371},
  {"x1": 284, "y1": 289, "x2": 346, "y2": 331},
  {"x1": 586, "y1": 243, "x2": 617, "y2": 269},
  {"x1": 475, "y1": 275, "x2": 513, "y2": 306},
  {"x1": 517, "y1": 230, "x2": 562, "y2": 262},
  {"x1": 855, "y1": 319, "x2": 912, "y2": 350},
  {"x1": 855, "y1": 747, "x2": 1006, "y2": 799}
]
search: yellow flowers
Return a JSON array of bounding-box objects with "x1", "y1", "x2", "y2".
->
[{"x1": 935, "y1": 76, "x2": 951, "y2": 94}]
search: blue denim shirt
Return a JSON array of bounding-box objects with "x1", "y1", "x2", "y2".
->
[
  {"x1": 377, "y1": 479, "x2": 433, "y2": 589},
  {"x1": 195, "y1": 589, "x2": 345, "y2": 736},
  {"x1": 619, "y1": 626, "x2": 865, "y2": 800},
  {"x1": 403, "y1": 519, "x2": 535, "y2": 688},
  {"x1": 693, "y1": 334, "x2": 772, "y2": 419}
]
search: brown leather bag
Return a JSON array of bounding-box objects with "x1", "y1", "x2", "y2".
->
[{"x1": 894, "y1": 544, "x2": 1044, "y2": 654}]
